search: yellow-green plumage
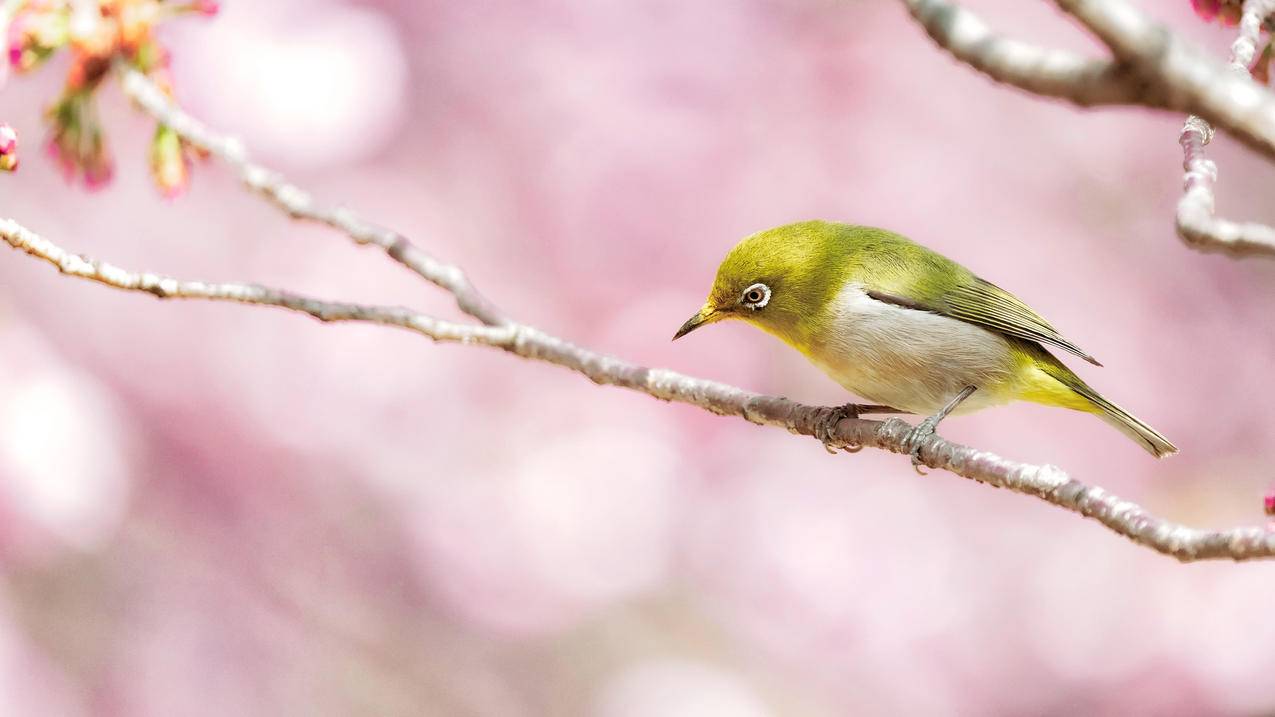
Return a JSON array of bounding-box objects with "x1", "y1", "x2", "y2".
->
[{"x1": 677, "y1": 220, "x2": 1176, "y2": 457}]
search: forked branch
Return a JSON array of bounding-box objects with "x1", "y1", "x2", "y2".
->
[
  {"x1": 903, "y1": 0, "x2": 1275, "y2": 258},
  {"x1": 1, "y1": 71, "x2": 1271, "y2": 560}
]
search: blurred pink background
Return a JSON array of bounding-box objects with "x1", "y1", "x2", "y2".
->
[{"x1": 2, "y1": 0, "x2": 1275, "y2": 714}]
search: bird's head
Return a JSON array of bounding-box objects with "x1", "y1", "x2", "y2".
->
[{"x1": 674, "y1": 220, "x2": 851, "y2": 347}]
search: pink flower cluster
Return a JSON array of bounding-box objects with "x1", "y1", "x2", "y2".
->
[
  {"x1": 4, "y1": 0, "x2": 216, "y2": 193},
  {"x1": 0, "y1": 124, "x2": 17, "y2": 172},
  {"x1": 1191, "y1": 0, "x2": 1243, "y2": 26}
]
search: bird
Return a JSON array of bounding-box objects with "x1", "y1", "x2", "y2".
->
[{"x1": 672, "y1": 220, "x2": 1176, "y2": 464}]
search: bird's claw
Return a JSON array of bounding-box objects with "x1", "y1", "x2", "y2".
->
[
  {"x1": 904, "y1": 419, "x2": 939, "y2": 475},
  {"x1": 818, "y1": 403, "x2": 861, "y2": 454}
]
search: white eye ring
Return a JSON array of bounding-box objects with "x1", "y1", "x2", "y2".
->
[{"x1": 740, "y1": 283, "x2": 770, "y2": 309}]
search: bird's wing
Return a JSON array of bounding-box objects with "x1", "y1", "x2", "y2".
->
[
  {"x1": 865, "y1": 278, "x2": 1102, "y2": 367},
  {"x1": 832, "y1": 225, "x2": 1100, "y2": 366}
]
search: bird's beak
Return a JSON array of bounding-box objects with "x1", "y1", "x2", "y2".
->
[{"x1": 672, "y1": 305, "x2": 720, "y2": 341}]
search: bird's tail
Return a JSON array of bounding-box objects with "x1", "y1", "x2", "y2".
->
[
  {"x1": 1024, "y1": 349, "x2": 1178, "y2": 458},
  {"x1": 1077, "y1": 386, "x2": 1178, "y2": 458}
]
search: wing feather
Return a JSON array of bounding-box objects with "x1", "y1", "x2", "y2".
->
[
  {"x1": 835, "y1": 225, "x2": 1100, "y2": 366},
  {"x1": 867, "y1": 278, "x2": 1101, "y2": 366}
]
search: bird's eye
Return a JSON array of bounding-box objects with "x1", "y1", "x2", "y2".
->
[{"x1": 740, "y1": 283, "x2": 771, "y2": 309}]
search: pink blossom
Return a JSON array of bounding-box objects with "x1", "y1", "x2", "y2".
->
[
  {"x1": 1191, "y1": 0, "x2": 1243, "y2": 25},
  {"x1": 1191, "y1": 0, "x2": 1222, "y2": 21},
  {"x1": 0, "y1": 124, "x2": 17, "y2": 172}
]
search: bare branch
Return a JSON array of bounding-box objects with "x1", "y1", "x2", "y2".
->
[
  {"x1": 902, "y1": 0, "x2": 1275, "y2": 162},
  {"x1": 902, "y1": 0, "x2": 1275, "y2": 259},
  {"x1": 901, "y1": 0, "x2": 1145, "y2": 106},
  {"x1": 1179, "y1": 122, "x2": 1275, "y2": 257},
  {"x1": 1175, "y1": 2, "x2": 1275, "y2": 259},
  {"x1": 0, "y1": 218, "x2": 505, "y2": 342},
  {"x1": 3, "y1": 216, "x2": 1273, "y2": 562},
  {"x1": 1052, "y1": 0, "x2": 1275, "y2": 162},
  {"x1": 117, "y1": 67, "x2": 507, "y2": 326},
  {"x1": 0, "y1": 43, "x2": 1227, "y2": 560}
]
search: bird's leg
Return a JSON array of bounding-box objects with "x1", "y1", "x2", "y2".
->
[
  {"x1": 906, "y1": 386, "x2": 977, "y2": 474},
  {"x1": 818, "y1": 403, "x2": 907, "y2": 454}
]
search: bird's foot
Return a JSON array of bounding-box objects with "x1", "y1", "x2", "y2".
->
[
  {"x1": 817, "y1": 403, "x2": 865, "y2": 454},
  {"x1": 904, "y1": 416, "x2": 942, "y2": 475},
  {"x1": 904, "y1": 386, "x2": 975, "y2": 475}
]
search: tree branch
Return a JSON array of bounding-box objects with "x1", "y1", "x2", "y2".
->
[
  {"x1": 117, "y1": 67, "x2": 508, "y2": 325},
  {"x1": 0, "y1": 47, "x2": 1210, "y2": 560},
  {"x1": 901, "y1": 0, "x2": 1147, "y2": 107},
  {"x1": 902, "y1": 0, "x2": 1275, "y2": 259},
  {"x1": 4, "y1": 214, "x2": 1275, "y2": 562},
  {"x1": 0, "y1": 218, "x2": 508, "y2": 343},
  {"x1": 901, "y1": 0, "x2": 1275, "y2": 157},
  {"x1": 1049, "y1": 0, "x2": 1275, "y2": 162},
  {"x1": 1175, "y1": 1, "x2": 1275, "y2": 258}
]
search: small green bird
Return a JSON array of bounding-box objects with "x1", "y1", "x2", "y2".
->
[{"x1": 673, "y1": 220, "x2": 1176, "y2": 461}]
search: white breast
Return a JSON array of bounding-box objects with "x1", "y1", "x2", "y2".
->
[{"x1": 804, "y1": 284, "x2": 1018, "y2": 415}]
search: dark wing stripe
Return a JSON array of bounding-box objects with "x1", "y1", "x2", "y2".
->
[{"x1": 864, "y1": 289, "x2": 928, "y2": 312}]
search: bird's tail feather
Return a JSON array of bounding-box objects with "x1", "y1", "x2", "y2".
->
[
  {"x1": 1035, "y1": 357, "x2": 1177, "y2": 458},
  {"x1": 1083, "y1": 390, "x2": 1178, "y2": 458}
]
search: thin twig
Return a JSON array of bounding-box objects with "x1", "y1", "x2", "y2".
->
[
  {"x1": 3, "y1": 214, "x2": 1274, "y2": 562},
  {"x1": 117, "y1": 67, "x2": 507, "y2": 325},
  {"x1": 0, "y1": 218, "x2": 506, "y2": 342},
  {"x1": 1176, "y1": 0, "x2": 1275, "y2": 259}
]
